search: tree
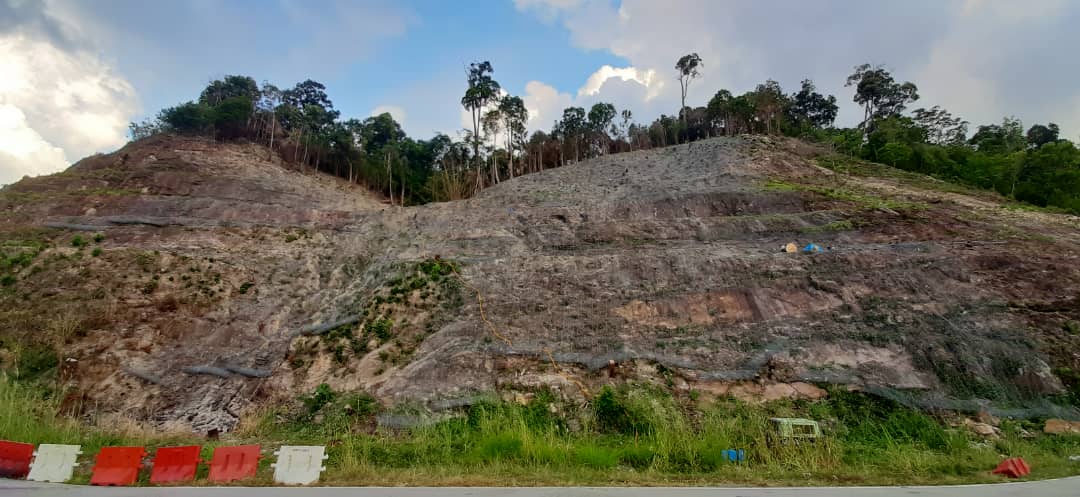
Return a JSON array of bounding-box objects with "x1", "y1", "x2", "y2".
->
[
  {"x1": 282, "y1": 79, "x2": 336, "y2": 113},
  {"x1": 1014, "y1": 140, "x2": 1080, "y2": 207},
  {"x1": 1026, "y1": 123, "x2": 1061, "y2": 148},
  {"x1": 845, "y1": 64, "x2": 919, "y2": 133},
  {"x1": 912, "y1": 106, "x2": 968, "y2": 146},
  {"x1": 211, "y1": 96, "x2": 254, "y2": 140},
  {"x1": 158, "y1": 102, "x2": 210, "y2": 134},
  {"x1": 358, "y1": 112, "x2": 405, "y2": 154},
  {"x1": 789, "y1": 79, "x2": 838, "y2": 131},
  {"x1": 617, "y1": 109, "x2": 634, "y2": 151},
  {"x1": 461, "y1": 61, "x2": 501, "y2": 186},
  {"x1": 199, "y1": 75, "x2": 259, "y2": 106},
  {"x1": 354, "y1": 112, "x2": 407, "y2": 204},
  {"x1": 675, "y1": 53, "x2": 703, "y2": 122},
  {"x1": 864, "y1": 116, "x2": 925, "y2": 169},
  {"x1": 557, "y1": 107, "x2": 587, "y2": 162},
  {"x1": 587, "y1": 102, "x2": 617, "y2": 155},
  {"x1": 482, "y1": 109, "x2": 502, "y2": 184},
  {"x1": 258, "y1": 82, "x2": 283, "y2": 158},
  {"x1": 128, "y1": 118, "x2": 162, "y2": 140},
  {"x1": 706, "y1": 89, "x2": 733, "y2": 135},
  {"x1": 747, "y1": 80, "x2": 788, "y2": 135},
  {"x1": 969, "y1": 117, "x2": 1026, "y2": 154},
  {"x1": 498, "y1": 95, "x2": 528, "y2": 179}
]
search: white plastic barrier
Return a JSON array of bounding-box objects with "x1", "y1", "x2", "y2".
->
[
  {"x1": 271, "y1": 445, "x2": 327, "y2": 485},
  {"x1": 27, "y1": 444, "x2": 82, "y2": 483}
]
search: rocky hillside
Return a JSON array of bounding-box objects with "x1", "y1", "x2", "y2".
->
[{"x1": 2, "y1": 134, "x2": 1079, "y2": 434}]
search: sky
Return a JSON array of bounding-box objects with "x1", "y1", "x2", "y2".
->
[{"x1": 2, "y1": 0, "x2": 1079, "y2": 185}]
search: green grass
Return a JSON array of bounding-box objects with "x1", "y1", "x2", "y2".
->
[
  {"x1": 3, "y1": 378, "x2": 1079, "y2": 486},
  {"x1": 814, "y1": 155, "x2": 988, "y2": 197},
  {"x1": 765, "y1": 180, "x2": 927, "y2": 212},
  {"x1": 1002, "y1": 202, "x2": 1072, "y2": 215},
  {"x1": 802, "y1": 219, "x2": 858, "y2": 233}
]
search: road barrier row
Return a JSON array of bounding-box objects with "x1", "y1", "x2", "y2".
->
[{"x1": 0, "y1": 440, "x2": 325, "y2": 486}]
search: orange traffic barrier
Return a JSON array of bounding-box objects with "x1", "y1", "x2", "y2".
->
[
  {"x1": 207, "y1": 445, "x2": 260, "y2": 482},
  {"x1": 149, "y1": 445, "x2": 201, "y2": 484},
  {"x1": 90, "y1": 446, "x2": 146, "y2": 486},
  {"x1": 0, "y1": 440, "x2": 34, "y2": 479},
  {"x1": 992, "y1": 457, "x2": 1031, "y2": 478}
]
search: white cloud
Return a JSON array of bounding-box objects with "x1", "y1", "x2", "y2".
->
[
  {"x1": 523, "y1": 81, "x2": 572, "y2": 132},
  {"x1": 516, "y1": 0, "x2": 1080, "y2": 137},
  {"x1": 914, "y1": 0, "x2": 1080, "y2": 135},
  {"x1": 0, "y1": 33, "x2": 138, "y2": 185},
  {"x1": 578, "y1": 65, "x2": 662, "y2": 101},
  {"x1": 370, "y1": 105, "x2": 407, "y2": 128},
  {"x1": 0, "y1": 103, "x2": 69, "y2": 184}
]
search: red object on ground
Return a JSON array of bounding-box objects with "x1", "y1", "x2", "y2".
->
[
  {"x1": 207, "y1": 445, "x2": 260, "y2": 482},
  {"x1": 149, "y1": 445, "x2": 202, "y2": 484},
  {"x1": 90, "y1": 446, "x2": 146, "y2": 486},
  {"x1": 992, "y1": 457, "x2": 1031, "y2": 478},
  {"x1": 0, "y1": 440, "x2": 34, "y2": 479}
]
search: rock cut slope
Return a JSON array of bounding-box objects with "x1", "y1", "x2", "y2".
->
[{"x1": 2, "y1": 134, "x2": 1079, "y2": 434}]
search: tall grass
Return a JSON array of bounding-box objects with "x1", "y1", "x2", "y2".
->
[
  {"x1": 4, "y1": 377, "x2": 1080, "y2": 486},
  {"x1": 319, "y1": 387, "x2": 1080, "y2": 485},
  {"x1": 0, "y1": 376, "x2": 199, "y2": 484}
]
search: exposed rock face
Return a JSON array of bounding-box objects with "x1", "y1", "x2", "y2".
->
[
  {"x1": 1044, "y1": 419, "x2": 1080, "y2": 434},
  {"x1": 3, "y1": 134, "x2": 1080, "y2": 434}
]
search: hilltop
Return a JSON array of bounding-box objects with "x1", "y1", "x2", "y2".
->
[{"x1": 2, "y1": 134, "x2": 1079, "y2": 435}]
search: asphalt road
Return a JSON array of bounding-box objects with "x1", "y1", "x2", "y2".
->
[{"x1": 2, "y1": 478, "x2": 1079, "y2": 497}]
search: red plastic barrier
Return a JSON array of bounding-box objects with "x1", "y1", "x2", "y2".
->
[
  {"x1": 0, "y1": 440, "x2": 34, "y2": 479},
  {"x1": 992, "y1": 457, "x2": 1031, "y2": 478},
  {"x1": 90, "y1": 446, "x2": 146, "y2": 486},
  {"x1": 149, "y1": 445, "x2": 201, "y2": 484},
  {"x1": 207, "y1": 445, "x2": 260, "y2": 482}
]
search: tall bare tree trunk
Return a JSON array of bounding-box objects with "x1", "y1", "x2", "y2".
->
[
  {"x1": 506, "y1": 128, "x2": 514, "y2": 179},
  {"x1": 268, "y1": 113, "x2": 276, "y2": 161},
  {"x1": 294, "y1": 129, "x2": 302, "y2": 162},
  {"x1": 386, "y1": 151, "x2": 394, "y2": 206}
]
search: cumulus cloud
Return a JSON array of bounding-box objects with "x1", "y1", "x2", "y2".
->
[
  {"x1": 520, "y1": 70, "x2": 665, "y2": 135},
  {"x1": 578, "y1": 65, "x2": 661, "y2": 101},
  {"x1": 0, "y1": 104, "x2": 69, "y2": 183},
  {"x1": 0, "y1": 20, "x2": 138, "y2": 185},
  {"x1": 522, "y1": 81, "x2": 572, "y2": 131},
  {"x1": 516, "y1": 0, "x2": 1080, "y2": 137}
]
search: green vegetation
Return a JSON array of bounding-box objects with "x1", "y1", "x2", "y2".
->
[
  {"x1": 4, "y1": 378, "x2": 1079, "y2": 486},
  {"x1": 129, "y1": 58, "x2": 1079, "y2": 212},
  {"x1": 803, "y1": 219, "x2": 857, "y2": 233},
  {"x1": 365, "y1": 319, "x2": 393, "y2": 341},
  {"x1": 766, "y1": 180, "x2": 925, "y2": 212},
  {"x1": 303, "y1": 257, "x2": 465, "y2": 371},
  {"x1": 0, "y1": 236, "x2": 49, "y2": 290}
]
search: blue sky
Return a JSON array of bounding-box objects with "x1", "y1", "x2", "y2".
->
[
  {"x1": 87, "y1": 1, "x2": 628, "y2": 134},
  {"x1": 3, "y1": 0, "x2": 1080, "y2": 184}
]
